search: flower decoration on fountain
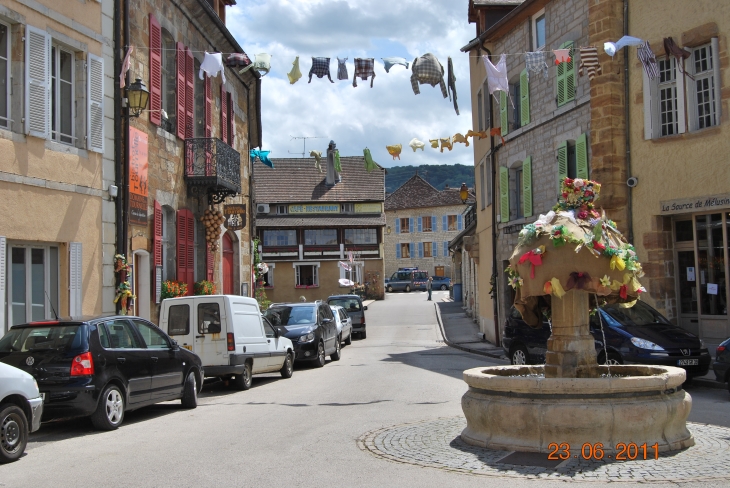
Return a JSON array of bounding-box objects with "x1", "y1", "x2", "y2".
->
[
  {"x1": 518, "y1": 245, "x2": 546, "y2": 279},
  {"x1": 554, "y1": 178, "x2": 601, "y2": 216}
]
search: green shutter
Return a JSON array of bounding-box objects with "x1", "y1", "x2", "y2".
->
[
  {"x1": 500, "y1": 90, "x2": 508, "y2": 136},
  {"x1": 522, "y1": 156, "x2": 533, "y2": 218},
  {"x1": 557, "y1": 140, "x2": 568, "y2": 195},
  {"x1": 576, "y1": 133, "x2": 589, "y2": 179},
  {"x1": 557, "y1": 41, "x2": 575, "y2": 106},
  {"x1": 520, "y1": 69, "x2": 530, "y2": 126},
  {"x1": 499, "y1": 166, "x2": 509, "y2": 222}
]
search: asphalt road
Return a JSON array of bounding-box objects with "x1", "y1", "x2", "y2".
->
[{"x1": 2, "y1": 290, "x2": 728, "y2": 487}]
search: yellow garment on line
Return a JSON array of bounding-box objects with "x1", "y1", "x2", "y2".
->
[
  {"x1": 452, "y1": 132, "x2": 469, "y2": 147},
  {"x1": 465, "y1": 129, "x2": 489, "y2": 140},
  {"x1": 386, "y1": 144, "x2": 402, "y2": 160},
  {"x1": 429, "y1": 139, "x2": 439, "y2": 148},
  {"x1": 440, "y1": 137, "x2": 453, "y2": 153},
  {"x1": 310, "y1": 150, "x2": 322, "y2": 172},
  {"x1": 288, "y1": 56, "x2": 302, "y2": 84}
]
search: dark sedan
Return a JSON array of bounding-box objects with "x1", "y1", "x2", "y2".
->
[
  {"x1": 0, "y1": 316, "x2": 203, "y2": 430},
  {"x1": 502, "y1": 300, "x2": 711, "y2": 378},
  {"x1": 712, "y1": 337, "x2": 730, "y2": 392}
]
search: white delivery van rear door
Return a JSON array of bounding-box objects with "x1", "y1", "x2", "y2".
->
[
  {"x1": 228, "y1": 297, "x2": 269, "y2": 373},
  {"x1": 161, "y1": 298, "x2": 195, "y2": 351},
  {"x1": 193, "y1": 296, "x2": 229, "y2": 367}
]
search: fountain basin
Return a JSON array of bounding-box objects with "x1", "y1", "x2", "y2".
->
[{"x1": 461, "y1": 365, "x2": 694, "y2": 453}]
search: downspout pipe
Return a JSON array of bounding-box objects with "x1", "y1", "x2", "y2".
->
[
  {"x1": 624, "y1": 0, "x2": 634, "y2": 243},
  {"x1": 114, "y1": 0, "x2": 123, "y2": 254},
  {"x1": 122, "y1": 0, "x2": 131, "y2": 257}
]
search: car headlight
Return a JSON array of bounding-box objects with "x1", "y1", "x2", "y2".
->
[
  {"x1": 631, "y1": 337, "x2": 665, "y2": 351},
  {"x1": 700, "y1": 339, "x2": 706, "y2": 349},
  {"x1": 298, "y1": 332, "x2": 315, "y2": 343}
]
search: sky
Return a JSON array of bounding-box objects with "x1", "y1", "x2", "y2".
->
[{"x1": 227, "y1": 0, "x2": 478, "y2": 169}]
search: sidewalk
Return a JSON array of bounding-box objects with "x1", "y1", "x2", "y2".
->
[{"x1": 434, "y1": 300, "x2": 507, "y2": 360}]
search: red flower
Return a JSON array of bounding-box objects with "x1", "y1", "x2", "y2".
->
[
  {"x1": 565, "y1": 178, "x2": 574, "y2": 185},
  {"x1": 593, "y1": 240, "x2": 605, "y2": 251},
  {"x1": 562, "y1": 192, "x2": 569, "y2": 199},
  {"x1": 577, "y1": 211, "x2": 588, "y2": 219}
]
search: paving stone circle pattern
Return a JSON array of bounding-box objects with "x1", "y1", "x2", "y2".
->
[{"x1": 357, "y1": 417, "x2": 730, "y2": 482}]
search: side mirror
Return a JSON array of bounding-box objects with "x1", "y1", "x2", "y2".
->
[
  {"x1": 171, "y1": 339, "x2": 179, "y2": 350},
  {"x1": 273, "y1": 327, "x2": 280, "y2": 338},
  {"x1": 322, "y1": 318, "x2": 332, "y2": 324},
  {"x1": 363, "y1": 306, "x2": 368, "y2": 311}
]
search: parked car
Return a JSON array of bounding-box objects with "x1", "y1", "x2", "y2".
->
[
  {"x1": 430, "y1": 276, "x2": 451, "y2": 290},
  {"x1": 712, "y1": 337, "x2": 730, "y2": 392},
  {"x1": 0, "y1": 362, "x2": 43, "y2": 463},
  {"x1": 328, "y1": 294, "x2": 368, "y2": 339},
  {"x1": 330, "y1": 305, "x2": 353, "y2": 346},
  {"x1": 264, "y1": 301, "x2": 340, "y2": 367},
  {"x1": 385, "y1": 270, "x2": 429, "y2": 292},
  {"x1": 159, "y1": 295, "x2": 294, "y2": 389},
  {"x1": 0, "y1": 316, "x2": 202, "y2": 431},
  {"x1": 502, "y1": 300, "x2": 711, "y2": 378}
]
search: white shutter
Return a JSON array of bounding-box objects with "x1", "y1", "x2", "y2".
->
[
  {"x1": 676, "y1": 57, "x2": 686, "y2": 134},
  {"x1": 0, "y1": 237, "x2": 6, "y2": 334},
  {"x1": 25, "y1": 25, "x2": 51, "y2": 139},
  {"x1": 69, "y1": 242, "x2": 82, "y2": 316},
  {"x1": 87, "y1": 53, "x2": 104, "y2": 153},
  {"x1": 642, "y1": 68, "x2": 654, "y2": 140},
  {"x1": 711, "y1": 37, "x2": 721, "y2": 130}
]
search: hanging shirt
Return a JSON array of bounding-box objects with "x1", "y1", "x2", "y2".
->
[
  {"x1": 386, "y1": 144, "x2": 402, "y2": 160},
  {"x1": 465, "y1": 129, "x2": 488, "y2": 140},
  {"x1": 240, "y1": 53, "x2": 271, "y2": 76},
  {"x1": 553, "y1": 49, "x2": 571, "y2": 65},
  {"x1": 578, "y1": 46, "x2": 602, "y2": 80},
  {"x1": 524, "y1": 51, "x2": 548, "y2": 80},
  {"x1": 637, "y1": 42, "x2": 659, "y2": 80},
  {"x1": 287, "y1": 56, "x2": 302, "y2": 84},
  {"x1": 439, "y1": 137, "x2": 453, "y2": 153},
  {"x1": 250, "y1": 150, "x2": 273, "y2": 168},
  {"x1": 363, "y1": 148, "x2": 378, "y2": 173},
  {"x1": 334, "y1": 149, "x2": 342, "y2": 172},
  {"x1": 604, "y1": 36, "x2": 644, "y2": 56},
  {"x1": 429, "y1": 139, "x2": 439, "y2": 148},
  {"x1": 409, "y1": 138, "x2": 425, "y2": 152},
  {"x1": 663, "y1": 37, "x2": 694, "y2": 79},
  {"x1": 309, "y1": 57, "x2": 334, "y2": 83},
  {"x1": 353, "y1": 58, "x2": 376, "y2": 88},
  {"x1": 382, "y1": 57, "x2": 409, "y2": 73},
  {"x1": 200, "y1": 52, "x2": 226, "y2": 83},
  {"x1": 226, "y1": 53, "x2": 251, "y2": 68},
  {"x1": 310, "y1": 150, "x2": 323, "y2": 172},
  {"x1": 337, "y1": 57, "x2": 348, "y2": 81},
  {"x1": 447, "y1": 57, "x2": 459, "y2": 115},
  {"x1": 410, "y1": 53, "x2": 448, "y2": 98},
  {"x1": 452, "y1": 133, "x2": 469, "y2": 147},
  {"x1": 120, "y1": 46, "x2": 133, "y2": 88},
  {"x1": 482, "y1": 54, "x2": 508, "y2": 95}
]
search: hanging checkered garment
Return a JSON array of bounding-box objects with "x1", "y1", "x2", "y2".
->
[
  {"x1": 352, "y1": 58, "x2": 376, "y2": 87},
  {"x1": 410, "y1": 53, "x2": 448, "y2": 97},
  {"x1": 524, "y1": 51, "x2": 549, "y2": 80},
  {"x1": 637, "y1": 42, "x2": 659, "y2": 80},
  {"x1": 309, "y1": 57, "x2": 334, "y2": 83},
  {"x1": 337, "y1": 57, "x2": 348, "y2": 80},
  {"x1": 578, "y1": 46, "x2": 602, "y2": 80}
]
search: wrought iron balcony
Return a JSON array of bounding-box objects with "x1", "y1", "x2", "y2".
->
[
  {"x1": 464, "y1": 204, "x2": 477, "y2": 229},
  {"x1": 184, "y1": 138, "x2": 241, "y2": 204}
]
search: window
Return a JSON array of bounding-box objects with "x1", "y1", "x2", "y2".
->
[
  {"x1": 262, "y1": 317, "x2": 276, "y2": 338},
  {"x1": 514, "y1": 168, "x2": 524, "y2": 219},
  {"x1": 295, "y1": 264, "x2": 318, "y2": 287},
  {"x1": 567, "y1": 142, "x2": 577, "y2": 178},
  {"x1": 658, "y1": 57, "x2": 679, "y2": 136},
  {"x1": 305, "y1": 229, "x2": 337, "y2": 245},
  {"x1": 400, "y1": 243, "x2": 411, "y2": 258},
  {"x1": 510, "y1": 80, "x2": 521, "y2": 131},
  {"x1": 690, "y1": 43, "x2": 718, "y2": 130},
  {"x1": 341, "y1": 203, "x2": 354, "y2": 213},
  {"x1": 345, "y1": 229, "x2": 377, "y2": 244},
  {"x1": 194, "y1": 58, "x2": 205, "y2": 137},
  {"x1": 557, "y1": 134, "x2": 589, "y2": 194},
  {"x1": 399, "y1": 217, "x2": 410, "y2": 233},
  {"x1": 161, "y1": 206, "x2": 176, "y2": 281},
  {"x1": 51, "y1": 45, "x2": 74, "y2": 144},
  {"x1": 423, "y1": 242, "x2": 433, "y2": 258},
  {"x1": 276, "y1": 205, "x2": 288, "y2": 215},
  {"x1": 0, "y1": 22, "x2": 9, "y2": 129},
  {"x1": 419, "y1": 217, "x2": 431, "y2": 232},
  {"x1": 198, "y1": 302, "x2": 221, "y2": 334},
  {"x1": 161, "y1": 29, "x2": 177, "y2": 133},
  {"x1": 134, "y1": 320, "x2": 171, "y2": 349},
  {"x1": 477, "y1": 90, "x2": 483, "y2": 131},
  {"x1": 103, "y1": 320, "x2": 143, "y2": 349},
  {"x1": 9, "y1": 245, "x2": 59, "y2": 326},
  {"x1": 447, "y1": 215, "x2": 458, "y2": 231},
  {"x1": 263, "y1": 230, "x2": 296, "y2": 246},
  {"x1": 167, "y1": 304, "x2": 190, "y2": 335},
  {"x1": 532, "y1": 10, "x2": 546, "y2": 51},
  {"x1": 261, "y1": 267, "x2": 274, "y2": 287}
]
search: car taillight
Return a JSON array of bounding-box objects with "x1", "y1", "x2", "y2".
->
[
  {"x1": 70, "y1": 351, "x2": 94, "y2": 376},
  {"x1": 718, "y1": 345, "x2": 726, "y2": 354},
  {"x1": 227, "y1": 333, "x2": 235, "y2": 351}
]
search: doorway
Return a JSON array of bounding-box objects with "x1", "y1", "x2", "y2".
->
[
  {"x1": 435, "y1": 266, "x2": 445, "y2": 277},
  {"x1": 133, "y1": 250, "x2": 150, "y2": 320},
  {"x1": 222, "y1": 233, "x2": 234, "y2": 294}
]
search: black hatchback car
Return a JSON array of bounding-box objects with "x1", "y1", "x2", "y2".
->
[
  {"x1": 502, "y1": 301, "x2": 711, "y2": 378},
  {"x1": 0, "y1": 315, "x2": 203, "y2": 430},
  {"x1": 712, "y1": 337, "x2": 730, "y2": 392}
]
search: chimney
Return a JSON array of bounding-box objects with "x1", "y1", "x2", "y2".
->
[{"x1": 326, "y1": 140, "x2": 339, "y2": 186}]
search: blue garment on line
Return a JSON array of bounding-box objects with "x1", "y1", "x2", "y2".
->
[
  {"x1": 250, "y1": 150, "x2": 273, "y2": 168},
  {"x1": 382, "y1": 57, "x2": 409, "y2": 73}
]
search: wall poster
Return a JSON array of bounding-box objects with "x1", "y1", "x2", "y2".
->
[{"x1": 129, "y1": 127, "x2": 149, "y2": 225}]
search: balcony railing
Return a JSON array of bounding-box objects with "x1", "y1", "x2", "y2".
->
[
  {"x1": 184, "y1": 138, "x2": 241, "y2": 204},
  {"x1": 464, "y1": 204, "x2": 477, "y2": 229}
]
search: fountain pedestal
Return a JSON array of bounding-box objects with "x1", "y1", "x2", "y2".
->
[{"x1": 544, "y1": 291, "x2": 596, "y2": 378}]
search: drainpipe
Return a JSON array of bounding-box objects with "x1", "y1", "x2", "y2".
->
[
  {"x1": 122, "y1": 0, "x2": 131, "y2": 256},
  {"x1": 114, "y1": 0, "x2": 123, "y2": 254},
  {"x1": 624, "y1": 0, "x2": 634, "y2": 243}
]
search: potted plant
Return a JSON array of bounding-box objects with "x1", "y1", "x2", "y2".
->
[
  {"x1": 161, "y1": 280, "x2": 188, "y2": 299},
  {"x1": 194, "y1": 280, "x2": 216, "y2": 295}
]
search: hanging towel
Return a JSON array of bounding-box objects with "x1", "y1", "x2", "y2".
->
[
  {"x1": 409, "y1": 138, "x2": 425, "y2": 152},
  {"x1": 334, "y1": 149, "x2": 342, "y2": 172},
  {"x1": 120, "y1": 46, "x2": 133, "y2": 88},
  {"x1": 240, "y1": 53, "x2": 271, "y2": 76},
  {"x1": 578, "y1": 46, "x2": 602, "y2": 80},
  {"x1": 309, "y1": 57, "x2": 334, "y2": 83},
  {"x1": 465, "y1": 129, "x2": 489, "y2": 140},
  {"x1": 524, "y1": 51, "x2": 549, "y2": 80},
  {"x1": 663, "y1": 37, "x2": 694, "y2": 79},
  {"x1": 382, "y1": 57, "x2": 409, "y2": 73},
  {"x1": 250, "y1": 149, "x2": 273, "y2": 168},
  {"x1": 410, "y1": 53, "x2": 447, "y2": 97},
  {"x1": 439, "y1": 137, "x2": 453, "y2": 153},
  {"x1": 452, "y1": 133, "x2": 469, "y2": 147},
  {"x1": 553, "y1": 49, "x2": 571, "y2": 65},
  {"x1": 364, "y1": 148, "x2": 378, "y2": 173},
  {"x1": 226, "y1": 53, "x2": 251, "y2": 68},
  {"x1": 200, "y1": 52, "x2": 226, "y2": 83},
  {"x1": 287, "y1": 56, "x2": 302, "y2": 84},
  {"x1": 604, "y1": 36, "x2": 644, "y2": 56},
  {"x1": 637, "y1": 42, "x2": 659, "y2": 80},
  {"x1": 386, "y1": 144, "x2": 402, "y2": 160},
  {"x1": 482, "y1": 54, "x2": 508, "y2": 95},
  {"x1": 353, "y1": 58, "x2": 376, "y2": 88},
  {"x1": 337, "y1": 57, "x2": 348, "y2": 80},
  {"x1": 490, "y1": 127, "x2": 506, "y2": 145},
  {"x1": 447, "y1": 57, "x2": 459, "y2": 115},
  {"x1": 429, "y1": 139, "x2": 439, "y2": 148},
  {"x1": 310, "y1": 150, "x2": 323, "y2": 172}
]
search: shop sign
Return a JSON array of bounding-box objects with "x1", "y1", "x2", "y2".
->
[
  {"x1": 289, "y1": 204, "x2": 340, "y2": 214},
  {"x1": 129, "y1": 127, "x2": 148, "y2": 225},
  {"x1": 224, "y1": 204, "x2": 246, "y2": 230},
  {"x1": 660, "y1": 194, "x2": 730, "y2": 215},
  {"x1": 354, "y1": 203, "x2": 381, "y2": 213}
]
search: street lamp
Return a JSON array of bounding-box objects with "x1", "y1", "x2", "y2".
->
[
  {"x1": 459, "y1": 182, "x2": 469, "y2": 204},
  {"x1": 125, "y1": 78, "x2": 149, "y2": 118}
]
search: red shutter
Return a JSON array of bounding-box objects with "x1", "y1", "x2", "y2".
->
[
  {"x1": 185, "y1": 47, "x2": 194, "y2": 139},
  {"x1": 227, "y1": 92, "x2": 233, "y2": 145},
  {"x1": 154, "y1": 201, "x2": 163, "y2": 266},
  {"x1": 186, "y1": 212, "x2": 195, "y2": 293},
  {"x1": 204, "y1": 76, "x2": 212, "y2": 137},
  {"x1": 176, "y1": 42, "x2": 186, "y2": 139},
  {"x1": 149, "y1": 14, "x2": 162, "y2": 126},
  {"x1": 206, "y1": 244, "x2": 214, "y2": 281},
  {"x1": 220, "y1": 84, "x2": 228, "y2": 143}
]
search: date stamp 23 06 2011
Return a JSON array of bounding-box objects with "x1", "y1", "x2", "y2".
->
[{"x1": 548, "y1": 442, "x2": 660, "y2": 461}]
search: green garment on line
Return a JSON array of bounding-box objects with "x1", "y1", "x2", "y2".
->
[
  {"x1": 363, "y1": 148, "x2": 378, "y2": 173},
  {"x1": 334, "y1": 149, "x2": 342, "y2": 173}
]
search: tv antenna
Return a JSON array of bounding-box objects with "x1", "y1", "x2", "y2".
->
[{"x1": 288, "y1": 136, "x2": 324, "y2": 157}]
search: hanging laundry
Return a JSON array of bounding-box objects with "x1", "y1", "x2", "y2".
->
[
  {"x1": 287, "y1": 56, "x2": 302, "y2": 84},
  {"x1": 490, "y1": 127, "x2": 506, "y2": 145},
  {"x1": 120, "y1": 46, "x2": 133, "y2": 88},
  {"x1": 364, "y1": 148, "x2": 378, "y2": 173},
  {"x1": 439, "y1": 137, "x2": 453, "y2": 153},
  {"x1": 334, "y1": 149, "x2": 342, "y2": 172},
  {"x1": 250, "y1": 149, "x2": 273, "y2": 168},
  {"x1": 310, "y1": 150, "x2": 323, "y2": 172},
  {"x1": 452, "y1": 133, "x2": 469, "y2": 147},
  {"x1": 226, "y1": 53, "x2": 251, "y2": 68},
  {"x1": 465, "y1": 129, "x2": 489, "y2": 140},
  {"x1": 524, "y1": 51, "x2": 549, "y2": 80},
  {"x1": 309, "y1": 57, "x2": 334, "y2": 83},
  {"x1": 603, "y1": 36, "x2": 644, "y2": 57},
  {"x1": 409, "y1": 138, "x2": 425, "y2": 152},
  {"x1": 239, "y1": 53, "x2": 271, "y2": 76},
  {"x1": 200, "y1": 52, "x2": 226, "y2": 83},
  {"x1": 663, "y1": 37, "x2": 694, "y2": 79},
  {"x1": 429, "y1": 139, "x2": 439, "y2": 148},
  {"x1": 637, "y1": 42, "x2": 659, "y2": 80},
  {"x1": 386, "y1": 144, "x2": 402, "y2": 160},
  {"x1": 382, "y1": 57, "x2": 409, "y2": 73},
  {"x1": 337, "y1": 57, "x2": 348, "y2": 81},
  {"x1": 482, "y1": 54, "x2": 508, "y2": 95},
  {"x1": 353, "y1": 58, "x2": 376, "y2": 88},
  {"x1": 578, "y1": 46, "x2": 602, "y2": 80},
  {"x1": 410, "y1": 53, "x2": 448, "y2": 98},
  {"x1": 447, "y1": 57, "x2": 459, "y2": 115},
  {"x1": 553, "y1": 49, "x2": 571, "y2": 65}
]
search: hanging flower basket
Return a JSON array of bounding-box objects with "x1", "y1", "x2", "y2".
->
[
  {"x1": 161, "y1": 280, "x2": 188, "y2": 299},
  {"x1": 194, "y1": 280, "x2": 216, "y2": 295}
]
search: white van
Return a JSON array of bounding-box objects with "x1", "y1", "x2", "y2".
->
[{"x1": 159, "y1": 295, "x2": 294, "y2": 390}]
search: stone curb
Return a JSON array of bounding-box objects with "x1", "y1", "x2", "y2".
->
[
  {"x1": 433, "y1": 302, "x2": 507, "y2": 360},
  {"x1": 690, "y1": 377, "x2": 725, "y2": 390}
]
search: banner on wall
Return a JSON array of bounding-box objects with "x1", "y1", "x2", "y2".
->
[
  {"x1": 129, "y1": 127, "x2": 149, "y2": 225},
  {"x1": 224, "y1": 204, "x2": 247, "y2": 230}
]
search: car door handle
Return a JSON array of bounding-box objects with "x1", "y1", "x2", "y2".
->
[
  {"x1": 267, "y1": 339, "x2": 271, "y2": 343},
  {"x1": 196, "y1": 335, "x2": 205, "y2": 338},
  {"x1": 117, "y1": 357, "x2": 126, "y2": 363},
  {"x1": 151, "y1": 357, "x2": 158, "y2": 362}
]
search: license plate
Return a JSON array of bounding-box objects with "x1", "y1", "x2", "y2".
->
[{"x1": 677, "y1": 359, "x2": 698, "y2": 366}]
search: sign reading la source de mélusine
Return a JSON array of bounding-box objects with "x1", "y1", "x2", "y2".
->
[{"x1": 660, "y1": 194, "x2": 730, "y2": 215}]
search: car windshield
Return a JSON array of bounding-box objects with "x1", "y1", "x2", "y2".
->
[
  {"x1": 601, "y1": 301, "x2": 671, "y2": 327},
  {"x1": 0, "y1": 325, "x2": 82, "y2": 353},
  {"x1": 329, "y1": 298, "x2": 361, "y2": 312},
  {"x1": 265, "y1": 306, "x2": 317, "y2": 326}
]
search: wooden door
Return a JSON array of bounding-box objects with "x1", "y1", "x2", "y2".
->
[
  {"x1": 222, "y1": 233, "x2": 234, "y2": 294},
  {"x1": 435, "y1": 266, "x2": 445, "y2": 277}
]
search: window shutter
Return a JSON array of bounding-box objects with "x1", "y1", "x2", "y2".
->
[
  {"x1": 227, "y1": 92, "x2": 233, "y2": 145},
  {"x1": 176, "y1": 42, "x2": 186, "y2": 139},
  {"x1": 557, "y1": 140, "x2": 568, "y2": 195},
  {"x1": 185, "y1": 47, "x2": 194, "y2": 139},
  {"x1": 409, "y1": 242, "x2": 414, "y2": 258},
  {"x1": 206, "y1": 244, "x2": 214, "y2": 281},
  {"x1": 642, "y1": 67, "x2": 655, "y2": 140},
  {"x1": 204, "y1": 75, "x2": 212, "y2": 137},
  {"x1": 409, "y1": 217, "x2": 413, "y2": 233},
  {"x1": 176, "y1": 209, "x2": 195, "y2": 293},
  {"x1": 154, "y1": 200, "x2": 163, "y2": 266},
  {"x1": 676, "y1": 56, "x2": 686, "y2": 134},
  {"x1": 86, "y1": 54, "x2": 104, "y2": 153},
  {"x1": 0, "y1": 237, "x2": 5, "y2": 329},
  {"x1": 24, "y1": 25, "x2": 50, "y2": 138},
  {"x1": 443, "y1": 241, "x2": 448, "y2": 257},
  {"x1": 565, "y1": 42, "x2": 575, "y2": 103},
  {"x1": 431, "y1": 216, "x2": 436, "y2": 231},
  {"x1": 576, "y1": 133, "x2": 589, "y2": 179},
  {"x1": 433, "y1": 241, "x2": 438, "y2": 257},
  {"x1": 186, "y1": 211, "x2": 195, "y2": 293},
  {"x1": 556, "y1": 42, "x2": 566, "y2": 106},
  {"x1": 69, "y1": 242, "x2": 82, "y2": 316},
  {"x1": 457, "y1": 214, "x2": 463, "y2": 230},
  {"x1": 149, "y1": 14, "x2": 162, "y2": 126},
  {"x1": 221, "y1": 85, "x2": 228, "y2": 143},
  {"x1": 499, "y1": 166, "x2": 509, "y2": 222},
  {"x1": 522, "y1": 156, "x2": 533, "y2": 217},
  {"x1": 417, "y1": 217, "x2": 422, "y2": 233},
  {"x1": 396, "y1": 243, "x2": 401, "y2": 259},
  {"x1": 395, "y1": 218, "x2": 400, "y2": 234},
  {"x1": 442, "y1": 215, "x2": 447, "y2": 232},
  {"x1": 418, "y1": 242, "x2": 423, "y2": 258},
  {"x1": 520, "y1": 68, "x2": 530, "y2": 126},
  {"x1": 500, "y1": 90, "x2": 508, "y2": 136},
  {"x1": 712, "y1": 37, "x2": 721, "y2": 131}
]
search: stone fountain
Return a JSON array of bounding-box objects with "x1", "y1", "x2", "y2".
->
[{"x1": 461, "y1": 178, "x2": 694, "y2": 454}]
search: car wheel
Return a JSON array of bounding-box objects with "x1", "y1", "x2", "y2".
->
[
  {"x1": 280, "y1": 352, "x2": 294, "y2": 379},
  {"x1": 331, "y1": 336, "x2": 342, "y2": 361},
  {"x1": 598, "y1": 351, "x2": 623, "y2": 366},
  {"x1": 0, "y1": 404, "x2": 28, "y2": 464},
  {"x1": 405, "y1": 285, "x2": 411, "y2": 293},
  {"x1": 344, "y1": 331, "x2": 352, "y2": 346},
  {"x1": 181, "y1": 371, "x2": 198, "y2": 409},
  {"x1": 232, "y1": 362, "x2": 252, "y2": 390},
  {"x1": 315, "y1": 342, "x2": 326, "y2": 368},
  {"x1": 387, "y1": 285, "x2": 394, "y2": 293},
  {"x1": 91, "y1": 384, "x2": 125, "y2": 431},
  {"x1": 440, "y1": 284, "x2": 448, "y2": 290},
  {"x1": 510, "y1": 344, "x2": 530, "y2": 365},
  {"x1": 360, "y1": 330, "x2": 367, "y2": 340}
]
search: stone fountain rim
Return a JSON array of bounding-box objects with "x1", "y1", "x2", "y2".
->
[{"x1": 463, "y1": 364, "x2": 686, "y2": 394}]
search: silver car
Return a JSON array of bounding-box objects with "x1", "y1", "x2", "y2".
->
[{"x1": 329, "y1": 305, "x2": 353, "y2": 346}]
